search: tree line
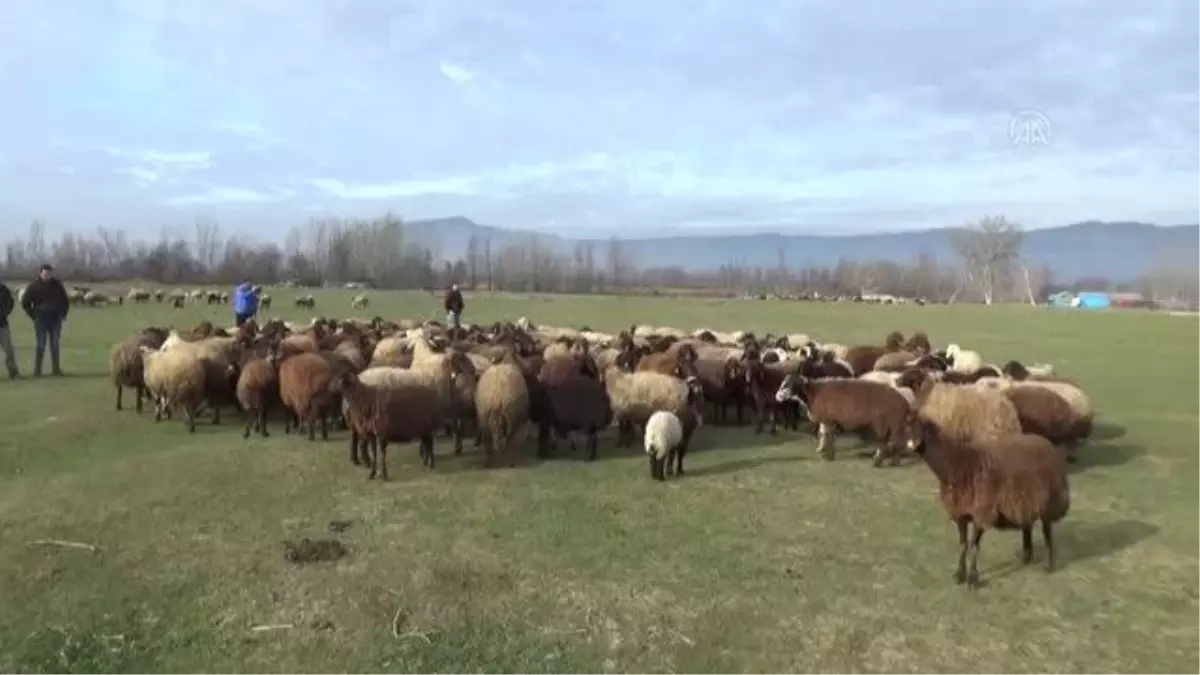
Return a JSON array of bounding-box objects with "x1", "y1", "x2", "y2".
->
[{"x1": 1, "y1": 214, "x2": 1195, "y2": 307}]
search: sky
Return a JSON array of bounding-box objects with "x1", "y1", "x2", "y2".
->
[{"x1": 0, "y1": 0, "x2": 1197, "y2": 240}]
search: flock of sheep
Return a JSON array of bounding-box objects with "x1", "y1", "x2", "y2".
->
[{"x1": 109, "y1": 315, "x2": 1094, "y2": 589}]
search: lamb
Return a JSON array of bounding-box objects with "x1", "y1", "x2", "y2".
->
[
  {"x1": 603, "y1": 366, "x2": 704, "y2": 475},
  {"x1": 330, "y1": 370, "x2": 441, "y2": 480},
  {"x1": 140, "y1": 346, "x2": 207, "y2": 432},
  {"x1": 945, "y1": 344, "x2": 984, "y2": 373},
  {"x1": 903, "y1": 417, "x2": 1070, "y2": 589},
  {"x1": 278, "y1": 352, "x2": 339, "y2": 441},
  {"x1": 644, "y1": 411, "x2": 687, "y2": 481},
  {"x1": 912, "y1": 380, "x2": 1022, "y2": 446},
  {"x1": 473, "y1": 361, "x2": 531, "y2": 468},
  {"x1": 774, "y1": 375, "x2": 916, "y2": 466},
  {"x1": 236, "y1": 347, "x2": 281, "y2": 439}
]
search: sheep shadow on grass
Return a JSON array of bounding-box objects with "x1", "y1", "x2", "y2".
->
[
  {"x1": 1069, "y1": 442, "x2": 1144, "y2": 473},
  {"x1": 985, "y1": 519, "x2": 1159, "y2": 580},
  {"x1": 1090, "y1": 421, "x2": 1127, "y2": 442},
  {"x1": 685, "y1": 453, "x2": 807, "y2": 478}
]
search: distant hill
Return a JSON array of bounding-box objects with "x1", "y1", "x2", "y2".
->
[{"x1": 402, "y1": 217, "x2": 1199, "y2": 281}]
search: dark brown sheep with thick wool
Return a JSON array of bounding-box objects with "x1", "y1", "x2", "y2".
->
[
  {"x1": 278, "y1": 352, "x2": 338, "y2": 441},
  {"x1": 537, "y1": 373, "x2": 613, "y2": 460},
  {"x1": 843, "y1": 331, "x2": 906, "y2": 376},
  {"x1": 109, "y1": 328, "x2": 168, "y2": 412},
  {"x1": 693, "y1": 356, "x2": 747, "y2": 424},
  {"x1": 635, "y1": 342, "x2": 700, "y2": 379},
  {"x1": 775, "y1": 374, "x2": 916, "y2": 466},
  {"x1": 903, "y1": 417, "x2": 1070, "y2": 589},
  {"x1": 235, "y1": 346, "x2": 281, "y2": 439},
  {"x1": 330, "y1": 370, "x2": 441, "y2": 480},
  {"x1": 999, "y1": 385, "x2": 1087, "y2": 461}
]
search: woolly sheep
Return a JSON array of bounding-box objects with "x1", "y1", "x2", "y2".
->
[
  {"x1": 278, "y1": 352, "x2": 338, "y2": 441},
  {"x1": 604, "y1": 367, "x2": 704, "y2": 473},
  {"x1": 236, "y1": 348, "x2": 281, "y2": 439},
  {"x1": 474, "y1": 362, "x2": 531, "y2": 468},
  {"x1": 945, "y1": 344, "x2": 984, "y2": 373},
  {"x1": 644, "y1": 410, "x2": 686, "y2": 481},
  {"x1": 775, "y1": 375, "x2": 916, "y2": 466},
  {"x1": 331, "y1": 370, "x2": 442, "y2": 480},
  {"x1": 913, "y1": 380, "x2": 1022, "y2": 446},
  {"x1": 904, "y1": 417, "x2": 1070, "y2": 589},
  {"x1": 350, "y1": 294, "x2": 369, "y2": 309},
  {"x1": 140, "y1": 346, "x2": 207, "y2": 432}
]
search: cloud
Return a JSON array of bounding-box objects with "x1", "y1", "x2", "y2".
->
[
  {"x1": 161, "y1": 185, "x2": 297, "y2": 207},
  {"x1": 438, "y1": 61, "x2": 476, "y2": 84},
  {"x1": 0, "y1": 0, "x2": 1193, "y2": 236}
]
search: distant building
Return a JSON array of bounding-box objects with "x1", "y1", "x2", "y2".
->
[{"x1": 1075, "y1": 291, "x2": 1112, "y2": 309}]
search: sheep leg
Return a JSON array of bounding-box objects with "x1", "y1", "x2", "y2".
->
[
  {"x1": 307, "y1": 416, "x2": 316, "y2": 442},
  {"x1": 954, "y1": 518, "x2": 969, "y2": 584},
  {"x1": 1041, "y1": 520, "x2": 1056, "y2": 572},
  {"x1": 135, "y1": 386, "x2": 145, "y2": 414},
  {"x1": 242, "y1": 410, "x2": 255, "y2": 439},
  {"x1": 258, "y1": 405, "x2": 269, "y2": 437},
  {"x1": 377, "y1": 440, "x2": 389, "y2": 481},
  {"x1": 211, "y1": 403, "x2": 221, "y2": 425},
  {"x1": 1021, "y1": 526, "x2": 1034, "y2": 564},
  {"x1": 753, "y1": 401, "x2": 765, "y2": 434},
  {"x1": 649, "y1": 454, "x2": 665, "y2": 481},
  {"x1": 536, "y1": 423, "x2": 552, "y2": 458},
  {"x1": 320, "y1": 415, "x2": 329, "y2": 441},
  {"x1": 453, "y1": 419, "x2": 464, "y2": 455},
  {"x1": 817, "y1": 423, "x2": 836, "y2": 460},
  {"x1": 349, "y1": 430, "x2": 361, "y2": 465},
  {"x1": 115, "y1": 385, "x2": 123, "y2": 411},
  {"x1": 366, "y1": 438, "x2": 378, "y2": 479},
  {"x1": 586, "y1": 428, "x2": 598, "y2": 461},
  {"x1": 184, "y1": 405, "x2": 196, "y2": 434},
  {"x1": 966, "y1": 524, "x2": 984, "y2": 589},
  {"x1": 768, "y1": 405, "x2": 778, "y2": 435}
]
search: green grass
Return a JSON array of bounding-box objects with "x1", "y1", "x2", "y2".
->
[{"x1": 0, "y1": 289, "x2": 1196, "y2": 673}]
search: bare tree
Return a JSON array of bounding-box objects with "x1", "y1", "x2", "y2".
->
[{"x1": 949, "y1": 216, "x2": 1025, "y2": 305}]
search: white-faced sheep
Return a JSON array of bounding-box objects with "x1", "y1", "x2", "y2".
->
[
  {"x1": 903, "y1": 416, "x2": 1070, "y2": 589},
  {"x1": 140, "y1": 346, "x2": 207, "y2": 432},
  {"x1": 474, "y1": 361, "x2": 530, "y2": 468},
  {"x1": 331, "y1": 370, "x2": 442, "y2": 480},
  {"x1": 944, "y1": 344, "x2": 984, "y2": 373},
  {"x1": 774, "y1": 375, "x2": 916, "y2": 466},
  {"x1": 644, "y1": 410, "x2": 687, "y2": 481}
]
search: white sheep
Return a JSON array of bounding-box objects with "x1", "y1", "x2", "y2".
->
[
  {"x1": 644, "y1": 411, "x2": 686, "y2": 482},
  {"x1": 945, "y1": 343, "x2": 984, "y2": 373},
  {"x1": 350, "y1": 294, "x2": 369, "y2": 309},
  {"x1": 141, "y1": 346, "x2": 207, "y2": 432}
]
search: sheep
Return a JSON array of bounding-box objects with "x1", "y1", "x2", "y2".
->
[
  {"x1": 774, "y1": 374, "x2": 916, "y2": 466},
  {"x1": 350, "y1": 294, "x2": 369, "y2": 309},
  {"x1": 635, "y1": 342, "x2": 700, "y2": 379},
  {"x1": 903, "y1": 417, "x2": 1070, "y2": 589},
  {"x1": 294, "y1": 294, "x2": 316, "y2": 309},
  {"x1": 140, "y1": 346, "x2": 207, "y2": 432},
  {"x1": 538, "y1": 373, "x2": 613, "y2": 461},
  {"x1": 236, "y1": 347, "x2": 281, "y2": 439},
  {"x1": 873, "y1": 350, "x2": 921, "y2": 372},
  {"x1": 110, "y1": 340, "x2": 152, "y2": 412},
  {"x1": 858, "y1": 370, "x2": 916, "y2": 407},
  {"x1": 278, "y1": 352, "x2": 339, "y2": 441},
  {"x1": 945, "y1": 344, "x2": 984, "y2": 373},
  {"x1": 644, "y1": 411, "x2": 687, "y2": 481},
  {"x1": 474, "y1": 361, "x2": 530, "y2": 468},
  {"x1": 603, "y1": 366, "x2": 704, "y2": 475},
  {"x1": 693, "y1": 356, "x2": 747, "y2": 424},
  {"x1": 903, "y1": 331, "x2": 932, "y2": 355},
  {"x1": 999, "y1": 385, "x2": 1087, "y2": 460},
  {"x1": 1001, "y1": 360, "x2": 1056, "y2": 380},
  {"x1": 330, "y1": 370, "x2": 441, "y2": 480},
  {"x1": 912, "y1": 379, "x2": 1022, "y2": 447}
]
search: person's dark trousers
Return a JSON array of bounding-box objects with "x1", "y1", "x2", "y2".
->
[
  {"x1": 33, "y1": 315, "x2": 63, "y2": 376},
  {"x1": 235, "y1": 313, "x2": 254, "y2": 327}
]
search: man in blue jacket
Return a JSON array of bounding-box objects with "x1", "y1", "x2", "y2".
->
[{"x1": 233, "y1": 280, "x2": 259, "y2": 327}]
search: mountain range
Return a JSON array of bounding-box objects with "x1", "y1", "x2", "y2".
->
[{"x1": 401, "y1": 218, "x2": 1199, "y2": 281}]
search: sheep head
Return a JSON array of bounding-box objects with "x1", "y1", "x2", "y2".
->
[{"x1": 884, "y1": 331, "x2": 905, "y2": 351}]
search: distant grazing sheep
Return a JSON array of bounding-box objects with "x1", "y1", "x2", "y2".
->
[
  {"x1": 295, "y1": 294, "x2": 316, "y2": 309},
  {"x1": 351, "y1": 294, "x2": 369, "y2": 309}
]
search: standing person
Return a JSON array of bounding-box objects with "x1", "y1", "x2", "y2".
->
[
  {"x1": 233, "y1": 280, "x2": 259, "y2": 327},
  {"x1": 443, "y1": 283, "x2": 465, "y2": 335},
  {"x1": 0, "y1": 281, "x2": 20, "y2": 379},
  {"x1": 21, "y1": 264, "x2": 69, "y2": 377}
]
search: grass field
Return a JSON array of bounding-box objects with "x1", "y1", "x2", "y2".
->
[{"x1": 0, "y1": 288, "x2": 1196, "y2": 673}]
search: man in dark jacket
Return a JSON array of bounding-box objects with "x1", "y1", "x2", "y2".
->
[
  {"x1": 0, "y1": 281, "x2": 19, "y2": 378},
  {"x1": 443, "y1": 283, "x2": 465, "y2": 335},
  {"x1": 21, "y1": 264, "x2": 69, "y2": 377}
]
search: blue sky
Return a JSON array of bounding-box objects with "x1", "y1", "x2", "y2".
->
[{"x1": 0, "y1": 0, "x2": 1197, "y2": 239}]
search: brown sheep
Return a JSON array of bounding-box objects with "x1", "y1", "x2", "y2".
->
[
  {"x1": 331, "y1": 370, "x2": 441, "y2": 480},
  {"x1": 278, "y1": 352, "x2": 338, "y2": 441},
  {"x1": 635, "y1": 342, "x2": 699, "y2": 379},
  {"x1": 913, "y1": 379, "x2": 1022, "y2": 447},
  {"x1": 904, "y1": 417, "x2": 1070, "y2": 589},
  {"x1": 236, "y1": 346, "x2": 281, "y2": 439},
  {"x1": 904, "y1": 331, "x2": 932, "y2": 355},
  {"x1": 109, "y1": 328, "x2": 167, "y2": 412},
  {"x1": 775, "y1": 375, "x2": 916, "y2": 466},
  {"x1": 693, "y1": 356, "x2": 747, "y2": 424}
]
